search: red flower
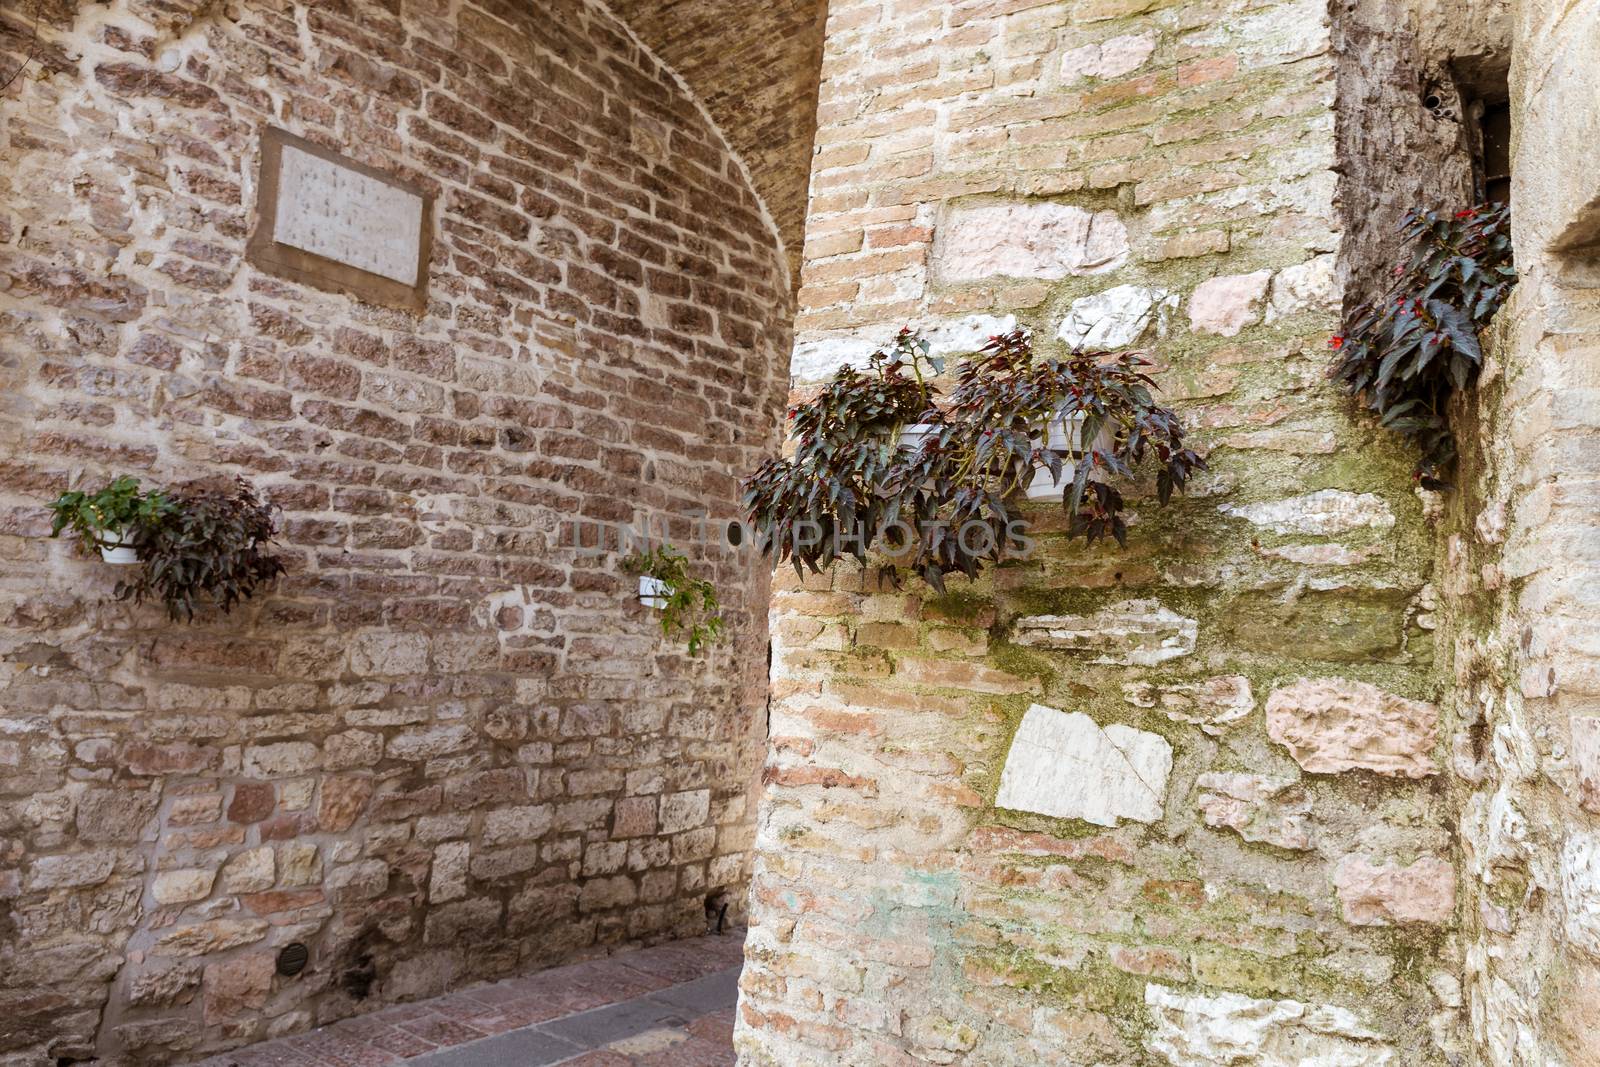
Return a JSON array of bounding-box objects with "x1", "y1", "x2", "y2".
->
[
  {"x1": 1329, "y1": 336, "x2": 1345, "y2": 350},
  {"x1": 1454, "y1": 209, "x2": 1476, "y2": 219}
]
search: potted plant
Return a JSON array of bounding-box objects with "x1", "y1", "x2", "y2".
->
[
  {"x1": 49, "y1": 476, "x2": 175, "y2": 564},
  {"x1": 1330, "y1": 202, "x2": 1515, "y2": 488},
  {"x1": 621, "y1": 545, "x2": 725, "y2": 656},
  {"x1": 742, "y1": 327, "x2": 1206, "y2": 592},
  {"x1": 48, "y1": 476, "x2": 286, "y2": 620}
]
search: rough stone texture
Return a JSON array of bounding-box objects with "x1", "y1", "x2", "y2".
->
[
  {"x1": 1126, "y1": 675, "x2": 1255, "y2": 735},
  {"x1": 995, "y1": 704, "x2": 1172, "y2": 827},
  {"x1": 0, "y1": 0, "x2": 793, "y2": 1062},
  {"x1": 1144, "y1": 983, "x2": 1396, "y2": 1066},
  {"x1": 1334, "y1": 855, "x2": 1457, "y2": 926},
  {"x1": 742, "y1": 0, "x2": 1448, "y2": 1060},
  {"x1": 1187, "y1": 270, "x2": 1273, "y2": 337},
  {"x1": 935, "y1": 202, "x2": 1129, "y2": 282},
  {"x1": 1196, "y1": 773, "x2": 1313, "y2": 851},
  {"x1": 1014, "y1": 600, "x2": 1198, "y2": 665},
  {"x1": 1220, "y1": 489, "x2": 1396, "y2": 536},
  {"x1": 1056, "y1": 284, "x2": 1177, "y2": 351},
  {"x1": 1266, "y1": 678, "x2": 1439, "y2": 777}
]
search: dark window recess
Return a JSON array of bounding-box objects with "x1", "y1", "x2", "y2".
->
[
  {"x1": 1454, "y1": 58, "x2": 1512, "y2": 206},
  {"x1": 1479, "y1": 102, "x2": 1512, "y2": 205}
]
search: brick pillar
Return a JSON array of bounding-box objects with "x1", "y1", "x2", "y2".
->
[{"x1": 737, "y1": 0, "x2": 1459, "y2": 1062}]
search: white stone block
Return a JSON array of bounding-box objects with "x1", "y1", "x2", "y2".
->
[
  {"x1": 936, "y1": 202, "x2": 1128, "y2": 282},
  {"x1": 995, "y1": 704, "x2": 1171, "y2": 827},
  {"x1": 1219, "y1": 489, "x2": 1395, "y2": 536},
  {"x1": 1014, "y1": 600, "x2": 1197, "y2": 665},
  {"x1": 1057, "y1": 285, "x2": 1176, "y2": 351},
  {"x1": 1145, "y1": 983, "x2": 1394, "y2": 1066},
  {"x1": 275, "y1": 144, "x2": 425, "y2": 286}
]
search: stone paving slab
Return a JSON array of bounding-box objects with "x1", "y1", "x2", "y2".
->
[{"x1": 192, "y1": 932, "x2": 745, "y2": 1067}]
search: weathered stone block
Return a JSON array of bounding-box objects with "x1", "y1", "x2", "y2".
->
[
  {"x1": 1124, "y1": 675, "x2": 1253, "y2": 735},
  {"x1": 1196, "y1": 773, "x2": 1312, "y2": 850},
  {"x1": 1187, "y1": 270, "x2": 1272, "y2": 336},
  {"x1": 1333, "y1": 855, "x2": 1455, "y2": 926},
  {"x1": 1219, "y1": 490, "x2": 1395, "y2": 536},
  {"x1": 1014, "y1": 600, "x2": 1197, "y2": 665},
  {"x1": 1574, "y1": 716, "x2": 1600, "y2": 813},
  {"x1": 153, "y1": 868, "x2": 217, "y2": 905},
  {"x1": 1266, "y1": 678, "x2": 1437, "y2": 778},
  {"x1": 995, "y1": 704, "x2": 1171, "y2": 827},
  {"x1": 1144, "y1": 983, "x2": 1395, "y2": 1065},
  {"x1": 1056, "y1": 284, "x2": 1177, "y2": 351},
  {"x1": 936, "y1": 202, "x2": 1128, "y2": 281}
]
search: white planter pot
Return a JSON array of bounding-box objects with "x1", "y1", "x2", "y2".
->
[
  {"x1": 638, "y1": 575, "x2": 671, "y2": 609},
  {"x1": 98, "y1": 531, "x2": 139, "y2": 566},
  {"x1": 897, "y1": 423, "x2": 939, "y2": 450},
  {"x1": 1043, "y1": 409, "x2": 1115, "y2": 455}
]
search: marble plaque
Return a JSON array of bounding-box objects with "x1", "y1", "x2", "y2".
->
[{"x1": 273, "y1": 143, "x2": 424, "y2": 286}]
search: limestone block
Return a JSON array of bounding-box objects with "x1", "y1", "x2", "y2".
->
[
  {"x1": 1014, "y1": 599, "x2": 1197, "y2": 665},
  {"x1": 1266, "y1": 254, "x2": 1337, "y2": 322},
  {"x1": 1563, "y1": 832, "x2": 1600, "y2": 959},
  {"x1": 936, "y1": 202, "x2": 1128, "y2": 282},
  {"x1": 1196, "y1": 773, "x2": 1312, "y2": 850},
  {"x1": 1333, "y1": 855, "x2": 1455, "y2": 925},
  {"x1": 76, "y1": 787, "x2": 159, "y2": 843},
  {"x1": 28, "y1": 851, "x2": 118, "y2": 890},
  {"x1": 1060, "y1": 33, "x2": 1156, "y2": 82},
  {"x1": 202, "y1": 953, "x2": 274, "y2": 1025},
  {"x1": 1574, "y1": 716, "x2": 1600, "y2": 813},
  {"x1": 385, "y1": 725, "x2": 475, "y2": 761},
  {"x1": 483, "y1": 804, "x2": 553, "y2": 846},
  {"x1": 660, "y1": 789, "x2": 712, "y2": 833},
  {"x1": 1056, "y1": 285, "x2": 1177, "y2": 351},
  {"x1": 317, "y1": 775, "x2": 373, "y2": 833},
  {"x1": 430, "y1": 841, "x2": 470, "y2": 903},
  {"x1": 1219, "y1": 489, "x2": 1395, "y2": 536},
  {"x1": 221, "y1": 848, "x2": 275, "y2": 895},
  {"x1": 153, "y1": 868, "x2": 217, "y2": 905},
  {"x1": 1144, "y1": 983, "x2": 1394, "y2": 1065},
  {"x1": 278, "y1": 843, "x2": 322, "y2": 887},
  {"x1": 1266, "y1": 678, "x2": 1438, "y2": 778},
  {"x1": 788, "y1": 313, "x2": 1018, "y2": 382},
  {"x1": 1187, "y1": 270, "x2": 1273, "y2": 336},
  {"x1": 1125, "y1": 675, "x2": 1254, "y2": 735},
  {"x1": 154, "y1": 919, "x2": 270, "y2": 958},
  {"x1": 995, "y1": 704, "x2": 1172, "y2": 827},
  {"x1": 242, "y1": 742, "x2": 320, "y2": 777}
]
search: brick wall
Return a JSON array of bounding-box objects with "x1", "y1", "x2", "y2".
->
[
  {"x1": 0, "y1": 1, "x2": 790, "y2": 1062},
  {"x1": 737, "y1": 0, "x2": 1461, "y2": 1062}
]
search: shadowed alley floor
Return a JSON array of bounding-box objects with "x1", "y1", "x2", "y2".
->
[{"x1": 193, "y1": 931, "x2": 746, "y2": 1067}]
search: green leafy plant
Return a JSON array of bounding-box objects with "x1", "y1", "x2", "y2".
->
[
  {"x1": 1330, "y1": 202, "x2": 1516, "y2": 488},
  {"x1": 49, "y1": 476, "x2": 175, "y2": 552},
  {"x1": 622, "y1": 545, "x2": 725, "y2": 656},
  {"x1": 742, "y1": 327, "x2": 1206, "y2": 592},
  {"x1": 49, "y1": 476, "x2": 286, "y2": 621}
]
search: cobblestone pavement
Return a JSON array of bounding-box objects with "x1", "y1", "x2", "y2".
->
[{"x1": 194, "y1": 931, "x2": 745, "y2": 1067}]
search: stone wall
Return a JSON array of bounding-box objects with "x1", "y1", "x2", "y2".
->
[
  {"x1": 1442, "y1": 0, "x2": 1600, "y2": 1061},
  {"x1": 0, "y1": 1, "x2": 791, "y2": 1063},
  {"x1": 737, "y1": 0, "x2": 1462, "y2": 1062}
]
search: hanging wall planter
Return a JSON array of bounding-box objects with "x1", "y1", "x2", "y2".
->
[
  {"x1": 622, "y1": 545, "x2": 725, "y2": 656},
  {"x1": 97, "y1": 529, "x2": 141, "y2": 565},
  {"x1": 49, "y1": 476, "x2": 286, "y2": 621},
  {"x1": 743, "y1": 327, "x2": 1206, "y2": 591},
  {"x1": 638, "y1": 575, "x2": 671, "y2": 609}
]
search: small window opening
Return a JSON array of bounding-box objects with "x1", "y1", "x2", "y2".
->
[{"x1": 1454, "y1": 59, "x2": 1512, "y2": 206}]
